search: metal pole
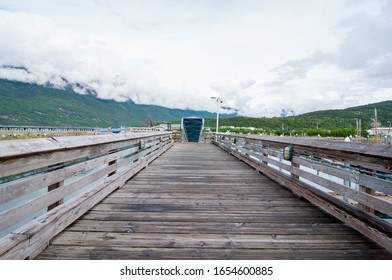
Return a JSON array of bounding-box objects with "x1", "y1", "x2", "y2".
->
[
  {"x1": 374, "y1": 108, "x2": 378, "y2": 144},
  {"x1": 211, "y1": 97, "x2": 222, "y2": 142},
  {"x1": 216, "y1": 99, "x2": 220, "y2": 139}
]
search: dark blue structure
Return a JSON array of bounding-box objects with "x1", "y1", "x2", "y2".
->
[{"x1": 181, "y1": 116, "x2": 204, "y2": 142}]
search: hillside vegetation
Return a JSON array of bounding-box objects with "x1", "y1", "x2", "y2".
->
[
  {"x1": 0, "y1": 79, "x2": 228, "y2": 127},
  {"x1": 203, "y1": 101, "x2": 392, "y2": 137},
  {"x1": 1, "y1": 79, "x2": 390, "y2": 137}
]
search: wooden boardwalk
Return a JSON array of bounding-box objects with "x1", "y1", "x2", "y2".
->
[{"x1": 36, "y1": 143, "x2": 392, "y2": 259}]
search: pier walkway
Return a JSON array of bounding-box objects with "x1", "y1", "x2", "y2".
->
[{"x1": 36, "y1": 143, "x2": 391, "y2": 259}]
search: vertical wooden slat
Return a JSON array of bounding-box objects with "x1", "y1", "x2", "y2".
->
[
  {"x1": 358, "y1": 186, "x2": 376, "y2": 214},
  {"x1": 358, "y1": 168, "x2": 376, "y2": 214},
  {"x1": 0, "y1": 132, "x2": 173, "y2": 259},
  {"x1": 108, "y1": 149, "x2": 118, "y2": 177},
  {"x1": 47, "y1": 163, "x2": 65, "y2": 211},
  {"x1": 215, "y1": 133, "x2": 392, "y2": 252},
  {"x1": 291, "y1": 162, "x2": 301, "y2": 197},
  {"x1": 47, "y1": 182, "x2": 64, "y2": 211}
]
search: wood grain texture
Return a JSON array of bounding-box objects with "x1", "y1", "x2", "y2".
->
[
  {"x1": 218, "y1": 134, "x2": 392, "y2": 247},
  {"x1": 36, "y1": 143, "x2": 392, "y2": 260},
  {"x1": 225, "y1": 134, "x2": 392, "y2": 173},
  {"x1": 0, "y1": 133, "x2": 173, "y2": 259}
]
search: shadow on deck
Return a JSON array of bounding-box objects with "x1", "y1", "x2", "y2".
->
[{"x1": 36, "y1": 143, "x2": 392, "y2": 259}]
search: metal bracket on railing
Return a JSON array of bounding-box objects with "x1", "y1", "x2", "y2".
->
[{"x1": 139, "y1": 139, "x2": 145, "y2": 149}]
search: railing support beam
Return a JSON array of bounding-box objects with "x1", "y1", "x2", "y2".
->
[{"x1": 215, "y1": 132, "x2": 392, "y2": 252}]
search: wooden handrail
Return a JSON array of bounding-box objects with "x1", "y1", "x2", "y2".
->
[
  {"x1": 0, "y1": 132, "x2": 173, "y2": 259},
  {"x1": 215, "y1": 133, "x2": 392, "y2": 251},
  {"x1": 225, "y1": 134, "x2": 392, "y2": 172}
]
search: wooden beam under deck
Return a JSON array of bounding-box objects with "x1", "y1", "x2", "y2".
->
[{"x1": 36, "y1": 143, "x2": 392, "y2": 260}]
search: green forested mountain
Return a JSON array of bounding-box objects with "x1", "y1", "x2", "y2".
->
[
  {"x1": 203, "y1": 100, "x2": 392, "y2": 135},
  {"x1": 1, "y1": 78, "x2": 390, "y2": 133},
  {"x1": 0, "y1": 79, "x2": 230, "y2": 127}
]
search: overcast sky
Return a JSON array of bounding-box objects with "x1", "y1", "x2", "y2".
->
[{"x1": 0, "y1": 0, "x2": 391, "y2": 117}]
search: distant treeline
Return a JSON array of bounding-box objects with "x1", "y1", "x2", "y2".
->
[
  {"x1": 198, "y1": 100, "x2": 392, "y2": 137},
  {"x1": 211, "y1": 127, "x2": 358, "y2": 138}
]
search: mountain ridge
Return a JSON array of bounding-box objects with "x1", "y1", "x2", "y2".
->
[
  {"x1": 1, "y1": 79, "x2": 391, "y2": 131},
  {"x1": 204, "y1": 100, "x2": 392, "y2": 133},
  {"x1": 0, "y1": 79, "x2": 232, "y2": 127}
]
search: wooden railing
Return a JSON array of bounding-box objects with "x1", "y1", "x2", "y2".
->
[
  {"x1": 171, "y1": 131, "x2": 215, "y2": 143},
  {"x1": 0, "y1": 132, "x2": 173, "y2": 259},
  {"x1": 215, "y1": 133, "x2": 392, "y2": 251}
]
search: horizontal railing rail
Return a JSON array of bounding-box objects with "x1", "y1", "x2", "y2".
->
[
  {"x1": 0, "y1": 132, "x2": 173, "y2": 259},
  {"x1": 215, "y1": 133, "x2": 392, "y2": 251}
]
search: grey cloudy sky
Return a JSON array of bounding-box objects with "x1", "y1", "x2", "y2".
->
[{"x1": 0, "y1": 0, "x2": 391, "y2": 116}]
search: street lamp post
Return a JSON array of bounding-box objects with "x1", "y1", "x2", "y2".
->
[{"x1": 211, "y1": 97, "x2": 223, "y2": 142}]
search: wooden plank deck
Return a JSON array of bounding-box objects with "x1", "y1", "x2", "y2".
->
[{"x1": 36, "y1": 143, "x2": 392, "y2": 259}]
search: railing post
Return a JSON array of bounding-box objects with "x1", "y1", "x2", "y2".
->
[
  {"x1": 358, "y1": 169, "x2": 375, "y2": 214},
  {"x1": 261, "y1": 151, "x2": 268, "y2": 165},
  {"x1": 108, "y1": 149, "x2": 118, "y2": 177},
  {"x1": 290, "y1": 151, "x2": 301, "y2": 197},
  {"x1": 358, "y1": 169, "x2": 376, "y2": 214},
  {"x1": 343, "y1": 163, "x2": 351, "y2": 202},
  {"x1": 291, "y1": 162, "x2": 300, "y2": 180},
  {"x1": 358, "y1": 185, "x2": 375, "y2": 214},
  {"x1": 47, "y1": 182, "x2": 64, "y2": 211},
  {"x1": 47, "y1": 163, "x2": 65, "y2": 211}
]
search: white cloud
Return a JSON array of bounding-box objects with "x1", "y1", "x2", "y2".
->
[
  {"x1": 0, "y1": 0, "x2": 391, "y2": 117},
  {"x1": 260, "y1": 0, "x2": 392, "y2": 116}
]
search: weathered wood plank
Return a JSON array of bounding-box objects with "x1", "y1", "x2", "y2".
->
[
  {"x1": 291, "y1": 166, "x2": 392, "y2": 216},
  {"x1": 36, "y1": 143, "x2": 392, "y2": 260},
  {"x1": 223, "y1": 142, "x2": 392, "y2": 252},
  {"x1": 230, "y1": 134, "x2": 392, "y2": 172},
  {"x1": 36, "y1": 246, "x2": 392, "y2": 260},
  {"x1": 0, "y1": 133, "x2": 173, "y2": 259},
  {"x1": 294, "y1": 157, "x2": 392, "y2": 196},
  {"x1": 68, "y1": 220, "x2": 358, "y2": 235},
  {"x1": 50, "y1": 231, "x2": 378, "y2": 250},
  {"x1": 80, "y1": 211, "x2": 341, "y2": 223},
  {"x1": 0, "y1": 163, "x2": 117, "y2": 231},
  {"x1": 0, "y1": 145, "x2": 139, "y2": 204},
  {"x1": 0, "y1": 132, "x2": 168, "y2": 177}
]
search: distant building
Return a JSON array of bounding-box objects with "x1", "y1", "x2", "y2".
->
[
  {"x1": 158, "y1": 123, "x2": 181, "y2": 131},
  {"x1": 367, "y1": 127, "x2": 391, "y2": 136},
  {"x1": 171, "y1": 124, "x2": 181, "y2": 131}
]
